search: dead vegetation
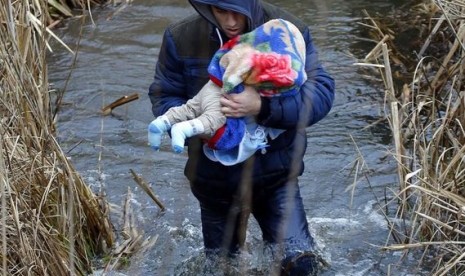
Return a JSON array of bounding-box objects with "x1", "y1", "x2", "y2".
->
[
  {"x1": 357, "y1": 0, "x2": 465, "y2": 274},
  {"x1": 0, "y1": 0, "x2": 148, "y2": 275},
  {"x1": 0, "y1": 1, "x2": 116, "y2": 275}
]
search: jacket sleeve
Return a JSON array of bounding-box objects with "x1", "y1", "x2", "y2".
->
[
  {"x1": 256, "y1": 27, "x2": 335, "y2": 129},
  {"x1": 148, "y1": 28, "x2": 188, "y2": 117}
]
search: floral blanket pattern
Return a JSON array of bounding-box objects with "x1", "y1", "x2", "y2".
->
[{"x1": 207, "y1": 18, "x2": 307, "y2": 151}]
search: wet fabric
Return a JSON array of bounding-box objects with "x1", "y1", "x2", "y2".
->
[{"x1": 190, "y1": 176, "x2": 317, "y2": 274}]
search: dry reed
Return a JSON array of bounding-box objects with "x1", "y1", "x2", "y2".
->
[
  {"x1": 1, "y1": 0, "x2": 115, "y2": 275},
  {"x1": 358, "y1": 0, "x2": 465, "y2": 274}
]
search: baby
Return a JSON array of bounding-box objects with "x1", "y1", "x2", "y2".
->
[{"x1": 148, "y1": 19, "x2": 307, "y2": 165}]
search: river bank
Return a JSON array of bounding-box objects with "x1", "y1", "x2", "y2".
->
[{"x1": 358, "y1": 1, "x2": 465, "y2": 274}]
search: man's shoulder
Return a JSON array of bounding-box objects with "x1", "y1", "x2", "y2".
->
[
  {"x1": 164, "y1": 14, "x2": 213, "y2": 58},
  {"x1": 167, "y1": 14, "x2": 211, "y2": 38}
]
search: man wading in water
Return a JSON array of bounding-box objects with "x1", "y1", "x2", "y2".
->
[{"x1": 148, "y1": 0, "x2": 335, "y2": 274}]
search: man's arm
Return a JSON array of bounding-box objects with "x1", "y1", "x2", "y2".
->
[
  {"x1": 257, "y1": 28, "x2": 335, "y2": 129},
  {"x1": 148, "y1": 28, "x2": 188, "y2": 117}
]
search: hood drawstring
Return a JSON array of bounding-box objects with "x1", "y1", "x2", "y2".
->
[{"x1": 215, "y1": 27, "x2": 224, "y2": 47}]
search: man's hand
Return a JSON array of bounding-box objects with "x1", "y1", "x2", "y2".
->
[{"x1": 220, "y1": 85, "x2": 261, "y2": 118}]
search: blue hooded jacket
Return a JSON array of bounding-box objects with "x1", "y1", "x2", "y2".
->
[{"x1": 148, "y1": 0, "x2": 335, "y2": 184}]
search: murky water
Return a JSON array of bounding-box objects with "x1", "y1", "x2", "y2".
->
[{"x1": 48, "y1": 0, "x2": 429, "y2": 275}]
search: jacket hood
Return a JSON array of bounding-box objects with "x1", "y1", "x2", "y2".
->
[{"x1": 188, "y1": 0, "x2": 265, "y2": 32}]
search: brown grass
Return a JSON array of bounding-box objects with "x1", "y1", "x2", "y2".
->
[
  {"x1": 1, "y1": 0, "x2": 116, "y2": 275},
  {"x1": 357, "y1": 1, "x2": 465, "y2": 274}
]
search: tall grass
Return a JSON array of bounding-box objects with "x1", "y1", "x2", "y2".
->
[
  {"x1": 1, "y1": 0, "x2": 115, "y2": 275},
  {"x1": 358, "y1": 1, "x2": 465, "y2": 274}
]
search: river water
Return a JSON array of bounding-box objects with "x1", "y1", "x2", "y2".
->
[{"x1": 47, "y1": 0, "x2": 430, "y2": 275}]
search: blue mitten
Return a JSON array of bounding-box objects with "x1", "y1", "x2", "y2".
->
[{"x1": 148, "y1": 115, "x2": 171, "y2": 150}]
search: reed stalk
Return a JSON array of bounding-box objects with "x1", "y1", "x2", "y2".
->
[
  {"x1": 1, "y1": 0, "x2": 115, "y2": 274},
  {"x1": 358, "y1": 1, "x2": 465, "y2": 274}
]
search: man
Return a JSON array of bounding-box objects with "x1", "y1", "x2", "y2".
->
[{"x1": 148, "y1": 0, "x2": 335, "y2": 275}]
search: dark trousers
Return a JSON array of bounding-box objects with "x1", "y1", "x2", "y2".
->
[{"x1": 190, "y1": 175, "x2": 317, "y2": 275}]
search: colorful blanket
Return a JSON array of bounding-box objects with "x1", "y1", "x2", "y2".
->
[{"x1": 206, "y1": 19, "x2": 307, "y2": 151}]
